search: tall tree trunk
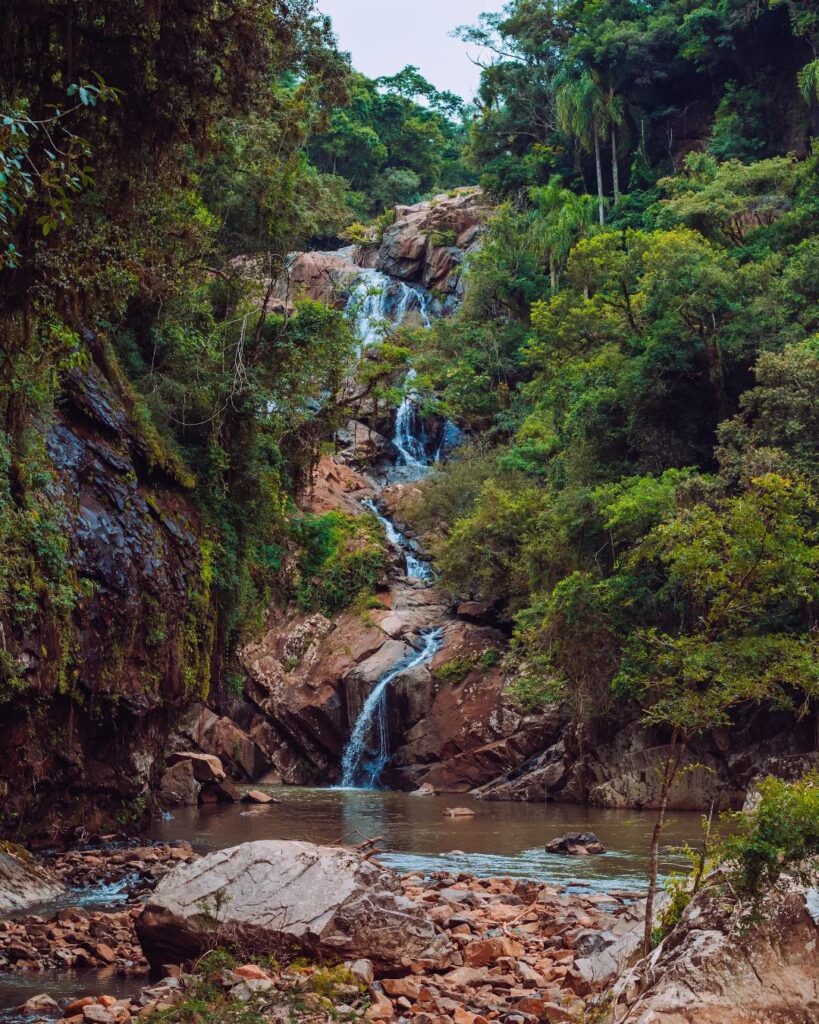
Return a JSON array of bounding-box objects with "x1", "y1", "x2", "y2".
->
[
  {"x1": 611, "y1": 125, "x2": 620, "y2": 205},
  {"x1": 593, "y1": 124, "x2": 605, "y2": 226},
  {"x1": 549, "y1": 254, "x2": 557, "y2": 292},
  {"x1": 643, "y1": 731, "x2": 688, "y2": 955}
]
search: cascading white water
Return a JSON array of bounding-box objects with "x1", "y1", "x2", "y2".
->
[
  {"x1": 344, "y1": 268, "x2": 395, "y2": 348},
  {"x1": 361, "y1": 498, "x2": 432, "y2": 582},
  {"x1": 392, "y1": 368, "x2": 429, "y2": 470},
  {"x1": 335, "y1": 260, "x2": 458, "y2": 790},
  {"x1": 339, "y1": 628, "x2": 444, "y2": 789},
  {"x1": 344, "y1": 268, "x2": 431, "y2": 349}
]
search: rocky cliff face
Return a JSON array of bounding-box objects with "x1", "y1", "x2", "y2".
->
[
  {"x1": 281, "y1": 188, "x2": 489, "y2": 313},
  {"x1": 473, "y1": 712, "x2": 819, "y2": 811},
  {"x1": 611, "y1": 872, "x2": 819, "y2": 1022},
  {"x1": 0, "y1": 358, "x2": 210, "y2": 836},
  {"x1": 167, "y1": 455, "x2": 551, "y2": 794}
]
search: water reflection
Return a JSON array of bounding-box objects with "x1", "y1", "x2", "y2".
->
[
  {"x1": 151, "y1": 787, "x2": 703, "y2": 893},
  {"x1": 0, "y1": 969, "x2": 145, "y2": 1021}
]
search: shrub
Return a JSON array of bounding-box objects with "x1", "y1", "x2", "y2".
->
[
  {"x1": 719, "y1": 771, "x2": 819, "y2": 900},
  {"x1": 296, "y1": 511, "x2": 386, "y2": 615}
]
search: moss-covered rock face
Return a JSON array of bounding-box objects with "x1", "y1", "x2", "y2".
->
[{"x1": 0, "y1": 363, "x2": 213, "y2": 836}]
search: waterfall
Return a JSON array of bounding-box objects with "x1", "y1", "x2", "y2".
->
[
  {"x1": 392, "y1": 369, "x2": 429, "y2": 471},
  {"x1": 344, "y1": 268, "x2": 431, "y2": 349},
  {"x1": 340, "y1": 628, "x2": 444, "y2": 789},
  {"x1": 344, "y1": 269, "x2": 394, "y2": 348},
  {"x1": 361, "y1": 498, "x2": 432, "y2": 582}
]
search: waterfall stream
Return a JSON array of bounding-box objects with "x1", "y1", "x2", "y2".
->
[
  {"x1": 344, "y1": 267, "x2": 431, "y2": 349},
  {"x1": 361, "y1": 498, "x2": 432, "y2": 582},
  {"x1": 336, "y1": 262, "x2": 452, "y2": 788},
  {"x1": 339, "y1": 629, "x2": 444, "y2": 789}
]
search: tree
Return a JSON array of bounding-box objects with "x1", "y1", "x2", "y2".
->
[
  {"x1": 555, "y1": 70, "x2": 607, "y2": 226},
  {"x1": 616, "y1": 473, "x2": 819, "y2": 952},
  {"x1": 529, "y1": 176, "x2": 597, "y2": 290}
]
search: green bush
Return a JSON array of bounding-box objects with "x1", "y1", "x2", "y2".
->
[
  {"x1": 433, "y1": 655, "x2": 477, "y2": 684},
  {"x1": 720, "y1": 772, "x2": 819, "y2": 900},
  {"x1": 296, "y1": 511, "x2": 386, "y2": 615}
]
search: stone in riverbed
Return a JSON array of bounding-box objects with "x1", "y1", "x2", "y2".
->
[
  {"x1": 409, "y1": 782, "x2": 436, "y2": 797},
  {"x1": 20, "y1": 994, "x2": 60, "y2": 1015},
  {"x1": 241, "y1": 789, "x2": 277, "y2": 804},
  {"x1": 545, "y1": 832, "x2": 605, "y2": 856},
  {"x1": 463, "y1": 936, "x2": 523, "y2": 967},
  {"x1": 158, "y1": 760, "x2": 200, "y2": 808},
  {"x1": 199, "y1": 778, "x2": 239, "y2": 804},
  {"x1": 0, "y1": 843, "x2": 66, "y2": 912},
  {"x1": 136, "y1": 840, "x2": 453, "y2": 971},
  {"x1": 443, "y1": 807, "x2": 475, "y2": 818}
]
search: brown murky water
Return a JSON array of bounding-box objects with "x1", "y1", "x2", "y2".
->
[
  {"x1": 150, "y1": 786, "x2": 704, "y2": 893},
  {"x1": 0, "y1": 970, "x2": 145, "y2": 1021}
]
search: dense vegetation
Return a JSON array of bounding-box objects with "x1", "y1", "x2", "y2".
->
[
  {"x1": 406, "y1": 0, "x2": 819, "y2": 739},
  {"x1": 0, "y1": 3, "x2": 468, "y2": 701},
  {"x1": 0, "y1": 0, "x2": 817, "y2": 859}
]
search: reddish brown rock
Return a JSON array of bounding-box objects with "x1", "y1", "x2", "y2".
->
[
  {"x1": 167, "y1": 752, "x2": 226, "y2": 783},
  {"x1": 463, "y1": 937, "x2": 523, "y2": 968}
]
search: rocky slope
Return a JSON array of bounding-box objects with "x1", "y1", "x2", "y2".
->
[
  {"x1": 281, "y1": 188, "x2": 489, "y2": 313},
  {"x1": 174, "y1": 455, "x2": 550, "y2": 793},
  {"x1": 611, "y1": 871, "x2": 819, "y2": 1023}
]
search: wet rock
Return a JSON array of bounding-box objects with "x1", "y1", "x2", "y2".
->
[
  {"x1": 21, "y1": 994, "x2": 61, "y2": 1015},
  {"x1": 545, "y1": 833, "x2": 605, "y2": 856},
  {"x1": 410, "y1": 783, "x2": 436, "y2": 797},
  {"x1": 443, "y1": 807, "x2": 475, "y2": 818},
  {"x1": 241, "y1": 789, "x2": 277, "y2": 804},
  {"x1": 158, "y1": 761, "x2": 201, "y2": 808},
  {"x1": 0, "y1": 843, "x2": 66, "y2": 912},
  {"x1": 198, "y1": 778, "x2": 239, "y2": 804},
  {"x1": 0, "y1": 360, "x2": 209, "y2": 834},
  {"x1": 136, "y1": 840, "x2": 454, "y2": 971}
]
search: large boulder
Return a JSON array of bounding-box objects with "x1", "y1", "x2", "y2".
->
[
  {"x1": 158, "y1": 760, "x2": 201, "y2": 808},
  {"x1": 0, "y1": 843, "x2": 66, "y2": 912},
  {"x1": 167, "y1": 752, "x2": 226, "y2": 783},
  {"x1": 611, "y1": 873, "x2": 819, "y2": 1023},
  {"x1": 375, "y1": 189, "x2": 489, "y2": 293},
  {"x1": 136, "y1": 840, "x2": 453, "y2": 971}
]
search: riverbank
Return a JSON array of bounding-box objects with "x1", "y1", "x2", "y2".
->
[{"x1": 4, "y1": 847, "x2": 645, "y2": 1024}]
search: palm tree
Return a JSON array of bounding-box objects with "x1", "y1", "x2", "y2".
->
[
  {"x1": 530, "y1": 176, "x2": 597, "y2": 290},
  {"x1": 555, "y1": 69, "x2": 607, "y2": 226},
  {"x1": 798, "y1": 59, "x2": 819, "y2": 104},
  {"x1": 603, "y1": 86, "x2": 625, "y2": 206}
]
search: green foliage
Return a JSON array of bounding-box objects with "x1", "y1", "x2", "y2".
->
[
  {"x1": 0, "y1": 0, "x2": 359, "y2": 711},
  {"x1": 434, "y1": 656, "x2": 477, "y2": 685},
  {"x1": 309, "y1": 68, "x2": 475, "y2": 215},
  {"x1": 720, "y1": 772, "x2": 819, "y2": 900},
  {"x1": 296, "y1": 511, "x2": 386, "y2": 615}
]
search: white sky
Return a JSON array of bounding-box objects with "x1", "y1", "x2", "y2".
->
[{"x1": 317, "y1": 0, "x2": 508, "y2": 101}]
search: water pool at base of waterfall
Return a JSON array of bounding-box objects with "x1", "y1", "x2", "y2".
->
[{"x1": 150, "y1": 787, "x2": 703, "y2": 893}]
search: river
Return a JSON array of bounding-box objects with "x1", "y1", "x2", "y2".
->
[{"x1": 150, "y1": 786, "x2": 701, "y2": 893}]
